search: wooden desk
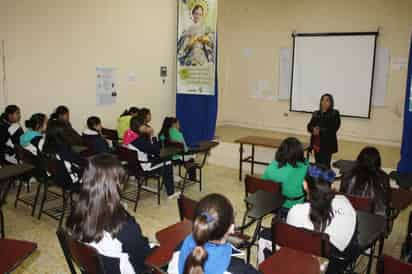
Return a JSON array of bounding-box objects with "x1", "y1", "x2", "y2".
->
[
  {"x1": 145, "y1": 220, "x2": 192, "y2": 269},
  {"x1": 235, "y1": 136, "x2": 308, "y2": 181},
  {"x1": 0, "y1": 239, "x2": 37, "y2": 273},
  {"x1": 259, "y1": 247, "x2": 321, "y2": 274},
  {"x1": 390, "y1": 188, "x2": 412, "y2": 211},
  {"x1": 0, "y1": 164, "x2": 34, "y2": 238}
]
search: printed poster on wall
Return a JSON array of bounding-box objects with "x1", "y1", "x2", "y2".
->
[
  {"x1": 96, "y1": 67, "x2": 117, "y2": 106},
  {"x1": 177, "y1": 0, "x2": 218, "y2": 96}
]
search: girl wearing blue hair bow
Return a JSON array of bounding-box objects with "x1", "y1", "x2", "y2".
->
[{"x1": 167, "y1": 193, "x2": 260, "y2": 274}]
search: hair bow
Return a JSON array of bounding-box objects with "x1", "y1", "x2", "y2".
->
[{"x1": 200, "y1": 212, "x2": 215, "y2": 223}]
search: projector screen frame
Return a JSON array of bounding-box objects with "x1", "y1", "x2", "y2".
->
[{"x1": 289, "y1": 31, "x2": 379, "y2": 119}]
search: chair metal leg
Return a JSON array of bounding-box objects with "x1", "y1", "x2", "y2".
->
[
  {"x1": 38, "y1": 181, "x2": 49, "y2": 220},
  {"x1": 0, "y1": 209, "x2": 4, "y2": 238},
  {"x1": 157, "y1": 177, "x2": 161, "y2": 205},
  {"x1": 30, "y1": 181, "x2": 42, "y2": 216},
  {"x1": 199, "y1": 168, "x2": 202, "y2": 192},
  {"x1": 14, "y1": 180, "x2": 24, "y2": 208},
  {"x1": 134, "y1": 179, "x2": 142, "y2": 212}
]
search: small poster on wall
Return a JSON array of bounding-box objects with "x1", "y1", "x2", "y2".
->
[
  {"x1": 177, "y1": 0, "x2": 218, "y2": 96},
  {"x1": 96, "y1": 67, "x2": 117, "y2": 106}
]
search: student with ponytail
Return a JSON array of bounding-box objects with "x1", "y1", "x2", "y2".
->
[
  {"x1": 0, "y1": 105, "x2": 24, "y2": 164},
  {"x1": 20, "y1": 113, "x2": 48, "y2": 156},
  {"x1": 49, "y1": 105, "x2": 83, "y2": 146},
  {"x1": 287, "y1": 164, "x2": 360, "y2": 274},
  {"x1": 168, "y1": 193, "x2": 260, "y2": 274}
]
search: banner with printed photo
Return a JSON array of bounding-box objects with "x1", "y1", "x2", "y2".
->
[{"x1": 177, "y1": 0, "x2": 217, "y2": 95}]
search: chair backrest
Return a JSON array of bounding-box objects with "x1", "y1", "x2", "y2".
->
[
  {"x1": 271, "y1": 218, "x2": 330, "y2": 258},
  {"x1": 117, "y1": 146, "x2": 140, "y2": 176},
  {"x1": 377, "y1": 255, "x2": 412, "y2": 274},
  {"x1": 342, "y1": 193, "x2": 374, "y2": 213},
  {"x1": 177, "y1": 195, "x2": 198, "y2": 221},
  {"x1": 102, "y1": 128, "x2": 119, "y2": 141},
  {"x1": 244, "y1": 175, "x2": 281, "y2": 197},
  {"x1": 56, "y1": 228, "x2": 107, "y2": 274}
]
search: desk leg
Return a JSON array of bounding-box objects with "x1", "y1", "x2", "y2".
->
[
  {"x1": 251, "y1": 145, "x2": 255, "y2": 176},
  {"x1": 239, "y1": 144, "x2": 243, "y2": 182}
]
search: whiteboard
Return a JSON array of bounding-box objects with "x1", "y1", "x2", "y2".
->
[{"x1": 291, "y1": 33, "x2": 377, "y2": 118}]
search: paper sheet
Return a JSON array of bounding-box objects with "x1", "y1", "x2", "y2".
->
[{"x1": 96, "y1": 67, "x2": 117, "y2": 106}]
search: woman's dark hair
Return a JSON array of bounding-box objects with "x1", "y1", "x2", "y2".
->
[
  {"x1": 349, "y1": 146, "x2": 386, "y2": 202},
  {"x1": 66, "y1": 154, "x2": 129, "y2": 242},
  {"x1": 130, "y1": 115, "x2": 146, "y2": 134},
  {"x1": 1, "y1": 105, "x2": 20, "y2": 121},
  {"x1": 50, "y1": 105, "x2": 69, "y2": 120},
  {"x1": 306, "y1": 164, "x2": 335, "y2": 232},
  {"x1": 183, "y1": 193, "x2": 235, "y2": 274},
  {"x1": 43, "y1": 119, "x2": 70, "y2": 153},
  {"x1": 120, "y1": 107, "x2": 139, "y2": 117},
  {"x1": 192, "y1": 4, "x2": 204, "y2": 15},
  {"x1": 319, "y1": 93, "x2": 334, "y2": 111},
  {"x1": 138, "y1": 108, "x2": 151, "y2": 122},
  {"x1": 25, "y1": 113, "x2": 47, "y2": 131},
  {"x1": 159, "y1": 117, "x2": 178, "y2": 140},
  {"x1": 87, "y1": 116, "x2": 101, "y2": 131},
  {"x1": 275, "y1": 137, "x2": 305, "y2": 168}
]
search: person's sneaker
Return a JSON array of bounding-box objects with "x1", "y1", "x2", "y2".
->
[{"x1": 168, "y1": 192, "x2": 181, "y2": 199}]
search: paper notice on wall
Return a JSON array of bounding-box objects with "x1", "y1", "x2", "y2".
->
[{"x1": 96, "y1": 67, "x2": 117, "y2": 106}]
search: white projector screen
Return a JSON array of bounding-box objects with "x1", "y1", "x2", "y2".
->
[{"x1": 290, "y1": 33, "x2": 378, "y2": 118}]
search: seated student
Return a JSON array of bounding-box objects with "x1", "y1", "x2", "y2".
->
[
  {"x1": 66, "y1": 154, "x2": 152, "y2": 274},
  {"x1": 125, "y1": 116, "x2": 177, "y2": 198},
  {"x1": 262, "y1": 137, "x2": 309, "y2": 218},
  {"x1": 137, "y1": 108, "x2": 155, "y2": 138},
  {"x1": 117, "y1": 107, "x2": 139, "y2": 141},
  {"x1": 340, "y1": 147, "x2": 390, "y2": 216},
  {"x1": 20, "y1": 113, "x2": 48, "y2": 156},
  {"x1": 0, "y1": 105, "x2": 24, "y2": 165},
  {"x1": 82, "y1": 116, "x2": 110, "y2": 154},
  {"x1": 158, "y1": 117, "x2": 196, "y2": 180},
  {"x1": 43, "y1": 119, "x2": 86, "y2": 189},
  {"x1": 287, "y1": 165, "x2": 359, "y2": 274},
  {"x1": 167, "y1": 193, "x2": 260, "y2": 274},
  {"x1": 49, "y1": 105, "x2": 83, "y2": 146}
]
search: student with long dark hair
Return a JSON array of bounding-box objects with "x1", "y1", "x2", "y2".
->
[
  {"x1": 262, "y1": 137, "x2": 309, "y2": 218},
  {"x1": 49, "y1": 105, "x2": 83, "y2": 146},
  {"x1": 0, "y1": 105, "x2": 24, "y2": 164},
  {"x1": 341, "y1": 147, "x2": 390, "y2": 216},
  {"x1": 126, "y1": 116, "x2": 177, "y2": 198},
  {"x1": 66, "y1": 154, "x2": 151, "y2": 274},
  {"x1": 287, "y1": 164, "x2": 359, "y2": 274},
  {"x1": 168, "y1": 193, "x2": 259, "y2": 274},
  {"x1": 20, "y1": 113, "x2": 48, "y2": 156},
  {"x1": 82, "y1": 116, "x2": 110, "y2": 154},
  {"x1": 307, "y1": 93, "x2": 341, "y2": 168},
  {"x1": 117, "y1": 107, "x2": 139, "y2": 141},
  {"x1": 43, "y1": 119, "x2": 85, "y2": 189}
]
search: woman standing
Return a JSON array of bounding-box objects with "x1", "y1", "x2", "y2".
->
[{"x1": 307, "y1": 94, "x2": 341, "y2": 168}]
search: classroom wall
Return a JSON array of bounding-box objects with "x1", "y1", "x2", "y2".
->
[
  {"x1": 217, "y1": 0, "x2": 412, "y2": 146},
  {"x1": 1, "y1": 0, "x2": 411, "y2": 146},
  {"x1": 0, "y1": 0, "x2": 177, "y2": 131}
]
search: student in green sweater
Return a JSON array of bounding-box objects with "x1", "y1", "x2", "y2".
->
[
  {"x1": 159, "y1": 117, "x2": 196, "y2": 180},
  {"x1": 262, "y1": 137, "x2": 309, "y2": 218}
]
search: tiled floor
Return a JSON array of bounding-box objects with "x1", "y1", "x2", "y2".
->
[{"x1": 3, "y1": 126, "x2": 408, "y2": 274}]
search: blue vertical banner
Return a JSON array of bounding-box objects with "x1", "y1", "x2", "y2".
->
[
  {"x1": 397, "y1": 34, "x2": 412, "y2": 173},
  {"x1": 176, "y1": 0, "x2": 218, "y2": 146}
]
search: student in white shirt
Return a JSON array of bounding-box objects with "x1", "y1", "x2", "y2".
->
[{"x1": 287, "y1": 164, "x2": 360, "y2": 274}]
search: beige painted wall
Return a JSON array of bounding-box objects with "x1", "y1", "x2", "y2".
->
[
  {"x1": 1, "y1": 0, "x2": 411, "y2": 146},
  {"x1": 0, "y1": 0, "x2": 177, "y2": 131},
  {"x1": 217, "y1": 0, "x2": 412, "y2": 146}
]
